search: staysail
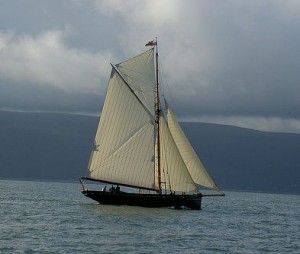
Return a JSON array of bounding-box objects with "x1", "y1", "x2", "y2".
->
[
  {"x1": 166, "y1": 104, "x2": 219, "y2": 190},
  {"x1": 159, "y1": 115, "x2": 197, "y2": 192}
]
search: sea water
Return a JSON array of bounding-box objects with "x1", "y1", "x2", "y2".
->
[{"x1": 0, "y1": 180, "x2": 299, "y2": 254}]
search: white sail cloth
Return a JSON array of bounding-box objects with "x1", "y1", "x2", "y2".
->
[
  {"x1": 88, "y1": 49, "x2": 156, "y2": 190},
  {"x1": 166, "y1": 105, "x2": 218, "y2": 190}
]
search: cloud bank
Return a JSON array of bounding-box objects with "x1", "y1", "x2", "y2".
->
[
  {"x1": 0, "y1": 30, "x2": 112, "y2": 93},
  {"x1": 92, "y1": 0, "x2": 300, "y2": 132},
  {"x1": 1, "y1": 0, "x2": 300, "y2": 132}
]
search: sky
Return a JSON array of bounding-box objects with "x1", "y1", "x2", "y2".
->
[{"x1": 1, "y1": 0, "x2": 300, "y2": 133}]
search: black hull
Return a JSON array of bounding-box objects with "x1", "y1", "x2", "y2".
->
[{"x1": 82, "y1": 190, "x2": 202, "y2": 210}]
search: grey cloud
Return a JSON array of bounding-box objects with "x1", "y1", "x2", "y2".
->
[
  {"x1": 0, "y1": 30, "x2": 113, "y2": 94},
  {"x1": 0, "y1": 79, "x2": 103, "y2": 113},
  {"x1": 1, "y1": 0, "x2": 300, "y2": 132}
]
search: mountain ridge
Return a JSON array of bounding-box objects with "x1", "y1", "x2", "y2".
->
[{"x1": 0, "y1": 110, "x2": 299, "y2": 194}]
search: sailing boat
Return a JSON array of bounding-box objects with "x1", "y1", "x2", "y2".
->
[{"x1": 80, "y1": 40, "x2": 224, "y2": 209}]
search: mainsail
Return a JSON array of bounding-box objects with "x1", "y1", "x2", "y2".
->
[
  {"x1": 88, "y1": 49, "x2": 156, "y2": 190},
  {"x1": 87, "y1": 46, "x2": 218, "y2": 193}
]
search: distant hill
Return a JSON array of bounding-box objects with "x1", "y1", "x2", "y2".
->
[
  {"x1": 182, "y1": 122, "x2": 300, "y2": 195},
  {"x1": 0, "y1": 111, "x2": 299, "y2": 194}
]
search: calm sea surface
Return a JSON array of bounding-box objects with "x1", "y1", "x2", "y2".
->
[{"x1": 0, "y1": 180, "x2": 299, "y2": 254}]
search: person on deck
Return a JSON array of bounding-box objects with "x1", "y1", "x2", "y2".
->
[{"x1": 109, "y1": 186, "x2": 115, "y2": 193}]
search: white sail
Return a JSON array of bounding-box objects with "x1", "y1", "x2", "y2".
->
[
  {"x1": 87, "y1": 67, "x2": 156, "y2": 190},
  {"x1": 160, "y1": 115, "x2": 197, "y2": 192},
  {"x1": 116, "y1": 48, "x2": 155, "y2": 115},
  {"x1": 166, "y1": 105, "x2": 219, "y2": 190}
]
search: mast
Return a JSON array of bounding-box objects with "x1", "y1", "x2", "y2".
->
[{"x1": 154, "y1": 39, "x2": 162, "y2": 193}]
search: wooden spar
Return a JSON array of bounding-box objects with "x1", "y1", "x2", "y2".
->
[
  {"x1": 201, "y1": 193, "x2": 226, "y2": 197},
  {"x1": 155, "y1": 39, "x2": 162, "y2": 194},
  {"x1": 110, "y1": 64, "x2": 154, "y2": 121},
  {"x1": 80, "y1": 176, "x2": 157, "y2": 192}
]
